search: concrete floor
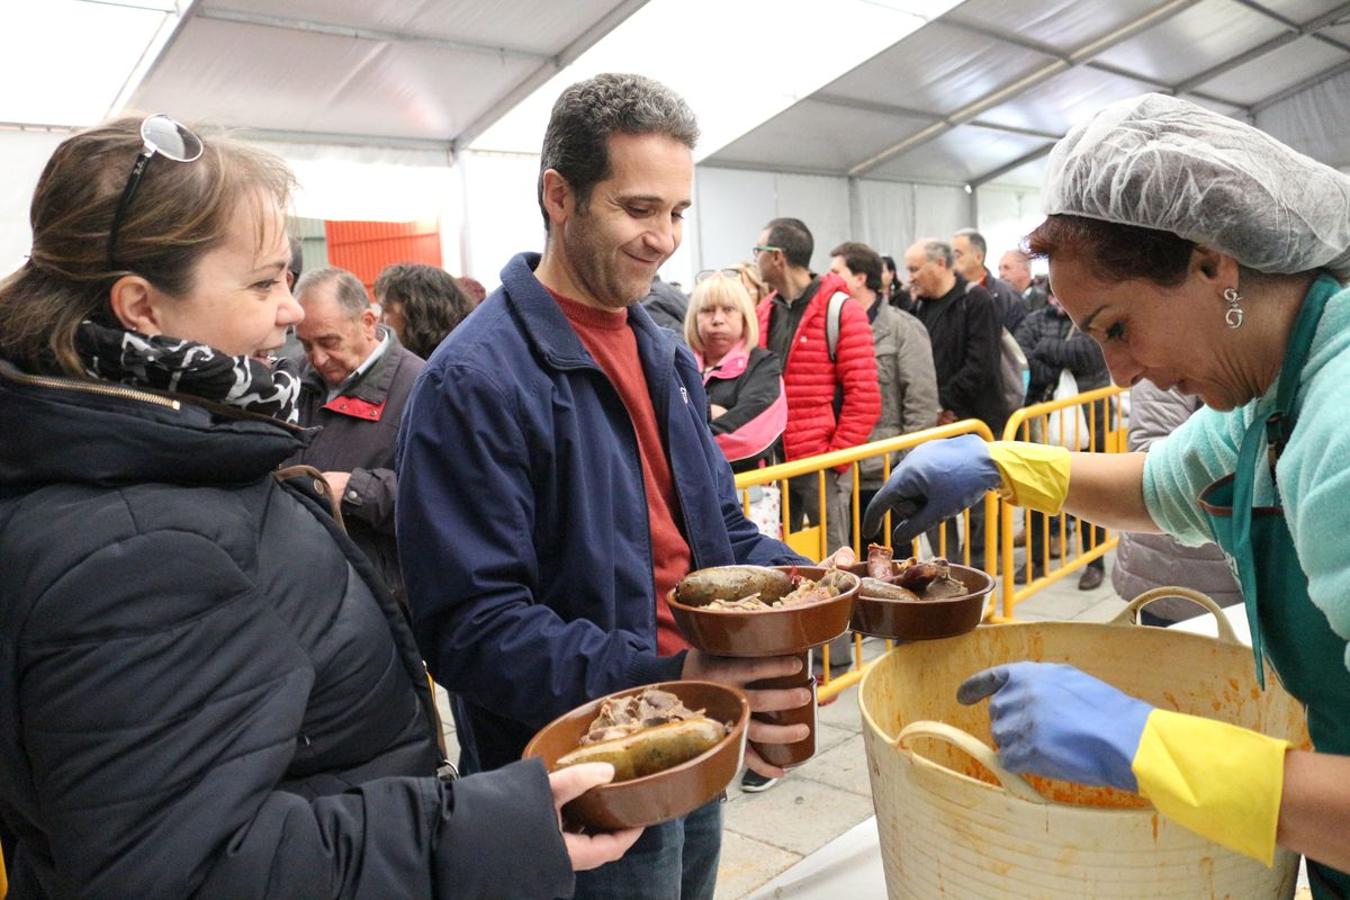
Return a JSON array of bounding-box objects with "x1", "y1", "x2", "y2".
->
[
  {"x1": 430, "y1": 554, "x2": 1126, "y2": 899},
  {"x1": 712, "y1": 556, "x2": 1125, "y2": 899}
]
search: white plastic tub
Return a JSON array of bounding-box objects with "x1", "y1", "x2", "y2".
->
[{"x1": 860, "y1": 589, "x2": 1307, "y2": 898}]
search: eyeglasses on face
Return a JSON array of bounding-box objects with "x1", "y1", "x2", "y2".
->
[
  {"x1": 751, "y1": 244, "x2": 782, "y2": 257},
  {"x1": 695, "y1": 267, "x2": 743, "y2": 284},
  {"x1": 107, "y1": 114, "x2": 205, "y2": 270}
]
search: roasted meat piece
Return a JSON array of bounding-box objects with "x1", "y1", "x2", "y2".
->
[{"x1": 866, "y1": 543, "x2": 894, "y2": 580}]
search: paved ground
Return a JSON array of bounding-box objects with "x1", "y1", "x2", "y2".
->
[
  {"x1": 431, "y1": 553, "x2": 1126, "y2": 899},
  {"x1": 714, "y1": 553, "x2": 1125, "y2": 899}
]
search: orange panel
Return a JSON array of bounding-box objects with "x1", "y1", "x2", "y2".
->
[{"x1": 324, "y1": 220, "x2": 443, "y2": 294}]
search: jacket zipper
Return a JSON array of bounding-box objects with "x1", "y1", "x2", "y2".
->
[{"x1": 3, "y1": 368, "x2": 182, "y2": 411}]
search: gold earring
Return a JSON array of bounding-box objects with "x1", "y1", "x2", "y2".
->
[{"x1": 1223, "y1": 287, "x2": 1244, "y2": 329}]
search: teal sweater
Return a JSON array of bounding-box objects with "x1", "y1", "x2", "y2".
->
[{"x1": 1143, "y1": 276, "x2": 1350, "y2": 671}]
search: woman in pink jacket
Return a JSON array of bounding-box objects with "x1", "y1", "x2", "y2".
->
[{"x1": 684, "y1": 269, "x2": 786, "y2": 473}]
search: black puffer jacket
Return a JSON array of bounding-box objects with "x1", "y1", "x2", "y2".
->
[
  {"x1": 1012, "y1": 304, "x2": 1110, "y2": 405},
  {"x1": 0, "y1": 362, "x2": 572, "y2": 899}
]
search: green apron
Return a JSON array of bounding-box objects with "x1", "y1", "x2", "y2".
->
[{"x1": 1199, "y1": 274, "x2": 1350, "y2": 898}]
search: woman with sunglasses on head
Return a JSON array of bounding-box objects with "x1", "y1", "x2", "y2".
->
[
  {"x1": 0, "y1": 116, "x2": 637, "y2": 899},
  {"x1": 684, "y1": 269, "x2": 786, "y2": 473}
]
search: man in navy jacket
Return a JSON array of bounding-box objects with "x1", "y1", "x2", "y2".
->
[{"x1": 396, "y1": 73, "x2": 810, "y2": 899}]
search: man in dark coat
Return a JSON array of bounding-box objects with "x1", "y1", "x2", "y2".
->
[
  {"x1": 1012, "y1": 292, "x2": 1112, "y2": 589},
  {"x1": 904, "y1": 238, "x2": 1007, "y2": 568},
  {"x1": 639, "y1": 274, "x2": 689, "y2": 341},
  {"x1": 953, "y1": 227, "x2": 1026, "y2": 332},
  {"x1": 286, "y1": 266, "x2": 425, "y2": 606}
]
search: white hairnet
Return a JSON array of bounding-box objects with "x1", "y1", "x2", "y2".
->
[{"x1": 1043, "y1": 93, "x2": 1350, "y2": 278}]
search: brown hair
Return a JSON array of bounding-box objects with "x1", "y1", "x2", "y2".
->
[
  {"x1": 1025, "y1": 214, "x2": 1194, "y2": 287},
  {"x1": 0, "y1": 116, "x2": 295, "y2": 376},
  {"x1": 538, "y1": 73, "x2": 699, "y2": 230},
  {"x1": 830, "y1": 241, "x2": 883, "y2": 292},
  {"x1": 735, "y1": 262, "x2": 767, "y2": 303},
  {"x1": 374, "y1": 263, "x2": 475, "y2": 358}
]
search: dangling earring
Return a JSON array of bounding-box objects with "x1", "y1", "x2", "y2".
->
[{"x1": 1223, "y1": 286, "x2": 1244, "y2": 329}]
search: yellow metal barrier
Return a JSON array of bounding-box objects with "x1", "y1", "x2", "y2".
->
[
  {"x1": 995, "y1": 384, "x2": 1128, "y2": 621},
  {"x1": 734, "y1": 419, "x2": 999, "y2": 702}
]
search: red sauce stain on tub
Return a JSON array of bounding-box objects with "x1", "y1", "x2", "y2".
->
[
  {"x1": 1199, "y1": 856, "x2": 1215, "y2": 899},
  {"x1": 1151, "y1": 813, "x2": 1160, "y2": 841},
  {"x1": 950, "y1": 760, "x2": 1150, "y2": 808},
  {"x1": 1023, "y1": 775, "x2": 1152, "y2": 809}
]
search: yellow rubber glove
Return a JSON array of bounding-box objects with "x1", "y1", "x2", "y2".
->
[
  {"x1": 987, "y1": 441, "x2": 1072, "y2": 515},
  {"x1": 1133, "y1": 708, "x2": 1290, "y2": 865}
]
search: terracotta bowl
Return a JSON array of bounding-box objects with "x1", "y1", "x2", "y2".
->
[
  {"x1": 522, "y1": 680, "x2": 749, "y2": 832},
  {"x1": 846, "y1": 562, "x2": 994, "y2": 641},
  {"x1": 667, "y1": 566, "x2": 860, "y2": 658}
]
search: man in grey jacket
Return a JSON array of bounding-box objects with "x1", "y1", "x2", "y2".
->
[
  {"x1": 830, "y1": 242, "x2": 940, "y2": 542},
  {"x1": 287, "y1": 267, "x2": 426, "y2": 607},
  {"x1": 1112, "y1": 380, "x2": 1242, "y2": 624}
]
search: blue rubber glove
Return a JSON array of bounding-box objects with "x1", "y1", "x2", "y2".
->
[
  {"x1": 956, "y1": 662, "x2": 1154, "y2": 792},
  {"x1": 861, "y1": 434, "x2": 1002, "y2": 544}
]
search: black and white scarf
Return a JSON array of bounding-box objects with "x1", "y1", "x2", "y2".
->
[{"x1": 75, "y1": 320, "x2": 301, "y2": 424}]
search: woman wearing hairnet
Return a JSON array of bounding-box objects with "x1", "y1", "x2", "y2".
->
[{"x1": 863, "y1": 93, "x2": 1350, "y2": 892}]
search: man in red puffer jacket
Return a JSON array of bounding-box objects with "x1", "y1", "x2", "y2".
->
[{"x1": 753, "y1": 217, "x2": 880, "y2": 556}]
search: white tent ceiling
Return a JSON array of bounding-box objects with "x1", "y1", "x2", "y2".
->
[
  {"x1": 6, "y1": 0, "x2": 1347, "y2": 183},
  {"x1": 703, "y1": 0, "x2": 1350, "y2": 188},
  {"x1": 128, "y1": 0, "x2": 646, "y2": 148},
  {"x1": 4, "y1": 0, "x2": 1349, "y2": 278}
]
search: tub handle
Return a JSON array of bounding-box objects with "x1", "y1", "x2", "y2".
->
[
  {"x1": 1111, "y1": 587, "x2": 1240, "y2": 644},
  {"x1": 896, "y1": 720, "x2": 1046, "y2": 804}
]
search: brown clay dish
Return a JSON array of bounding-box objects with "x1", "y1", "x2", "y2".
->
[
  {"x1": 667, "y1": 566, "x2": 861, "y2": 657},
  {"x1": 522, "y1": 680, "x2": 749, "y2": 832},
  {"x1": 846, "y1": 561, "x2": 994, "y2": 640}
]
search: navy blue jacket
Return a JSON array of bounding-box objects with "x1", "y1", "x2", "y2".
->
[{"x1": 396, "y1": 253, "x2": 805, "y2": 771}]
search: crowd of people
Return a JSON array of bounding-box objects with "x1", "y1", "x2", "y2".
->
[{"x1": 8, "y1": 67, "x2": 1342, "y2": 899}]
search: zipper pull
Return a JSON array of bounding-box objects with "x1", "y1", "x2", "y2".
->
[{"x1": 680, "y1": 386, "x2": 690, "y2": 405}]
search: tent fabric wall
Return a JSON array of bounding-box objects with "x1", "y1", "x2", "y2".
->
[
  {"x1": 694, "y1": 167, "x2": 776, "y2": 273},
  {"x1": 0, "y1": 131, "x2": 69, "y2": 274},
  {"x1": 695, "y1": 166, "x2": 979, "y2": 278},
  {"x1": 696, "y1": 167, "x2": 982, "y2": 279},
  {"x1": 775, "y1": 174, "x2": 852, "y2": 273},
  {"x1": 975, "y1": 185, "x2": 1046, "y2": 270},
  {"x1": 456, "y1": 150, "x2": 544, "y2": 289},
  {"x1": 257, "y1": 140, "x2": 457, "y2": 223},
  {"x1": 1254, "y1": 68, "x2": 1350, "y2": 172}
]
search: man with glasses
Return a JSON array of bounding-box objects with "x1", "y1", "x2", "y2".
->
[
  {"x1": 753, "y1": 217, "x2": 880, "y2": 558},
  {"x1": 396, "y1": 74, "x2": 814, "y2": 899}
]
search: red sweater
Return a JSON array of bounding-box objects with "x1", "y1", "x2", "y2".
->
[
  {"x1": 756, "y1": 272, "x2": 881, "y2": 468},
  {"x1": 552, "y1": 291, "x2": 692, "y2": 655}
]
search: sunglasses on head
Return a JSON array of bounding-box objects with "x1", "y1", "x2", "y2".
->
[
  {"x1": 695, "y1": 268, "x2": 742, "y2": 284},
  {"x1": 107, "y1": 114, "x2": 204, "y2": 270}
]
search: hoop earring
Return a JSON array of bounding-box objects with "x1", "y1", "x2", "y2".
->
[{"x1": 1224, "y1": 286, "x2": 1244, "y2": 329}]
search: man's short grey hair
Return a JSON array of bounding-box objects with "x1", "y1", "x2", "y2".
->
[
  {"x1": 917, "y1": 239, "x2": 954, "y2": 268},
  {"x1": 537, "y1": 72, "x2": 699, "y2": 230},
  {"x1": 295, "y1": 267, "x2": 370, "y2": 317},
  {"x1": 953, "y1": 227, "x2": 987, "y2": 261}
]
